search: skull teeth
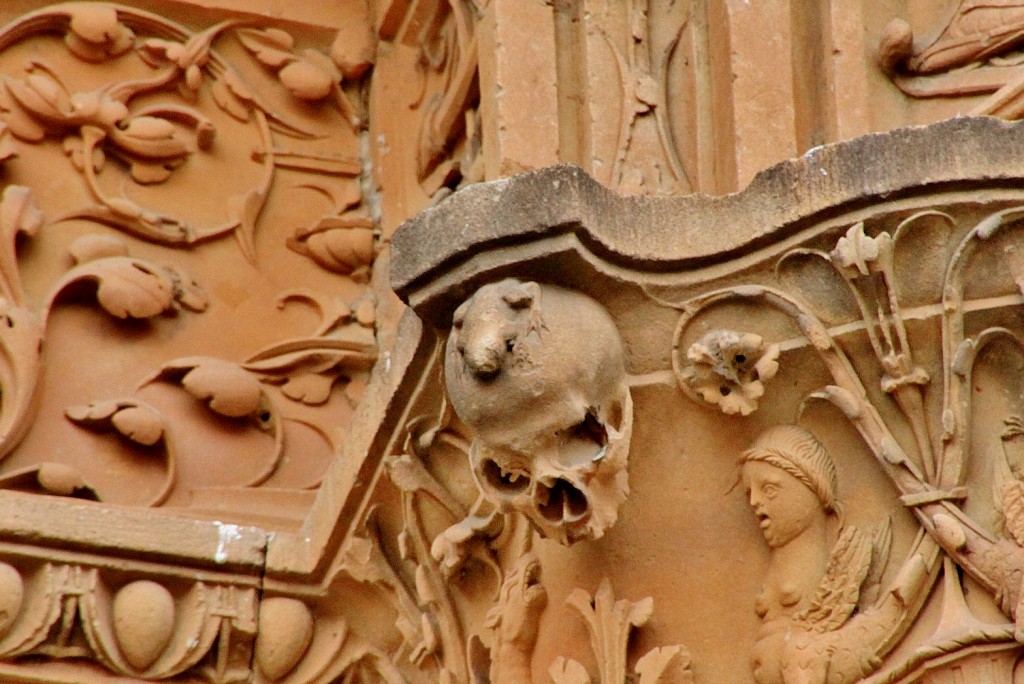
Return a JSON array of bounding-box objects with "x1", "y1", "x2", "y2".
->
[{"x1": 501, "y1": 466, "x2": 523, "y2": 483}]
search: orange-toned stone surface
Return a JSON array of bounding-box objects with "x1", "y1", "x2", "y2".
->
[
  {"x1": 0, "y1": 0, "x2": 1021, "y2": 682},
  {"x1": 391, "y1": 122, "x2": 1024, "y2": 682}
]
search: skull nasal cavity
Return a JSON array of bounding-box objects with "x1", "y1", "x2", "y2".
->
[
  {"x1": 482, "y1": 459, "x2": 529, "y2": 494},
  {"x1": 537, "y1": 479, "x2": 589, "y2": 522}
]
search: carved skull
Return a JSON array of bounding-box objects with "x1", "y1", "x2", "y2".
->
[{"x1": 444, "y1": 279, "x2": 632, "y2": 545}]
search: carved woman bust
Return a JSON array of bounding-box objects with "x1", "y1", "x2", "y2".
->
[
  {"x1": 742, "y1": 425, "x2": 838, "y2": 625},
  {"x1": 741, "y1": 425, "x2": 886, "y2": 684}
]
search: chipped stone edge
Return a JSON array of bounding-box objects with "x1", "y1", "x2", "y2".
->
[{"x1": 392, "y1": 116, "x2": 1024, "y2": 299}]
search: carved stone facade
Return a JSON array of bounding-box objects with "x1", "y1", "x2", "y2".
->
[{"x1": 0, "y1": 1, "x2": 1021, "y2": 683}]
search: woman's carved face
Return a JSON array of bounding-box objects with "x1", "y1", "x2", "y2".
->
[{"x1": 742, "y1": 461, "x2": 823, "y2": 548}]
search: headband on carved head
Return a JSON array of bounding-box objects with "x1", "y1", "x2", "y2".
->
[{"x1": 742, "y1": 425, "x2": 838, "y2": 514}]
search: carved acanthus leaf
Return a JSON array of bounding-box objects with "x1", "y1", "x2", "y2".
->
[
  {"x1": 557, "y1": 578, "x2": 691, "y2": 684},
  {"x1": 139, "y1": 357, "x2": 285, "y2": 488},
  {"x1": 151, "y1": 357, "x2": 264, "y2": 419},
  {"x1": 634, "y1": 645, "x2": 691, "y2": 684},
  {"x1": 565, "y1": 579, "x2": 651, "y2": 683},
  {"x1": 0, "y1": 185, "x2": 41, "y2": 308},
  {"x1": 549, "y1": 657, "x2": 591, "y2": 684}
]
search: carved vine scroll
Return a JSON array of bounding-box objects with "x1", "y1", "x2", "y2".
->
[{"x1": 0, "y1": 2, "x2": 378, "y2": 513}]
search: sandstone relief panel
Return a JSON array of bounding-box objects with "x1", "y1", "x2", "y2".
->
[
  {"x1": 0, "y1": 1, "x2": 376, "y2": 519},
  {"x1": 0, "y1": 1, "x2": 380, "y2": 681},
  {"x1": 880, "y1": 1, "x2": 1024, "y2": 119},
  {"x1": 375, "y1": 117, "x2": 1024, "y2": 683},
  {"x1": 7, "y1": 1, "x2": 1024, "y2": 683}
]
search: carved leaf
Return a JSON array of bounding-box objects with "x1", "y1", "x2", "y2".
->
[
  {"x1": 0, "y1": 184, "x2": 43, "y2": 240},
  {"x1": 64, "y1": 4, "x2": 134, "y2": 61},
  {"x1": 566, "y1": 579, "x2": 653, "y2": 684},
  {"x1": 549, "y1": 657, "x2": 591, "y2": 684},
  {"x1": 242, "y1": 339, "x2": 377, "y2": 406},
  {"x1": 52, "y1": 257, "x2": 177, "y2": 319},
  {"x1": 237, "y1": 28, "x2": 297, "y2": 68},
  {"x1": 794, "y1": 525, "x2": 873, "y2": 633},
  {"x1": 0, "y1": 185, "x2": 43, "y2": 303},
  {"x1": 279, "y1": 59, "x2": 335, "y2": 101},
  {"x1": 139, "y1": 38, "x2": 184, "y2": 67},
  {"x1": 0, "y1": 301, "x2": 43, "y2": 463},
  {"x1": 635, "y1": 645, "x2": 689, "y2": 684},
  {"x1": 63, "y1": 394, "x2": 172, "y2": 509},
  {"x1": 288, "y1": 218, "x2": 375, "y2": 276},
  {"x1": 211, "y1": 77, "x2": 251, "y2": 122},
  {"x1": 280, "y1": 372, "x2": 334, "y2": 405},
  {"x1": 1002, "y1": 480, "x2": 1024, "y2": 545},
  {"x1": 37, "y1": 462, "x2": 95, "y2": 497},
  {"x1": 65, "y1": 398, "x2": 165, "y2": 446},
  {"x1": 228, "y1": 187, "x2": 265, "y2": 265},
  {"x1": 155, "y1": 357, "x2": 263, "y2": 418}
]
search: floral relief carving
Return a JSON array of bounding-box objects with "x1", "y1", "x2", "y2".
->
[
  {"x1": 550, "y1": 579, "x2": 692, "y2": 684},
  {"x1": 0, "y1": 1, "x2": 378, "y2": 514},
  {"x1": 0, "y1": 188, "x2": 207, "y2": 492},
  {"x1": 666, "y1": 204, "x2": 1024, "y2": 680},
  {"x1": 675, "y1": 329, "x2": 780, "y2": 416},
  {"x1": 0, "y1": 1, "x2": 370, "y2": 264}
]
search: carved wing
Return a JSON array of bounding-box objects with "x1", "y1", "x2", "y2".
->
[
  {"x1": 859, "y1": 518, "x2": 893, "y2": 609},
  {"x1": 794, "y1": 526, "x2": 873, "y2": 633},
  {"x1": 1001, "y1": 480, "x2": 1024, "y2": 546}
]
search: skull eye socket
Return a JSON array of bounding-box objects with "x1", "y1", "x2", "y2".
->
[
  {"x1": 481, "y1": 459, "x2": 530, "y2": 495},
  {"x1": 505, "y1": 337, "x2": 515, "y2": 353},
  {"x1": 568, "y1": 410, "x2": 608, "y2": 447}
]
